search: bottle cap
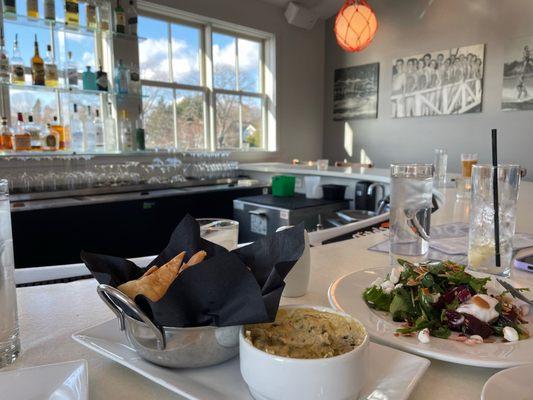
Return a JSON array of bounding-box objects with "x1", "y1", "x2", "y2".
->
[
  {"x1": 47, "y1": 44, "x2": 52, "y2": 51},
  {"x1": 28, "y1": 115, "x2": 33, "y2": 122}
]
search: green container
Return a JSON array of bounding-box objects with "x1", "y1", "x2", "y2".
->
[{"x1": 272, "y1": 175, "x2": 296, "y2": 197}]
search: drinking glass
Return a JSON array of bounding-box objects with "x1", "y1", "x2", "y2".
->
[
  {"x1": 197, "y1": 218, "x2": 239, "y2": 250},
  {"x1": 433, "y1": 149, "x2": 447, "y2": 187},
  {"x1": 468, "y1": 165, "x2": 521, "y2": 277},
  {"x1": 389, "y1": 164, "x2": 434, "y2": 264},
  {"x1": 0, "y1": 180, "x2": 20, "y2": 367},
  {"x1": 317, "y1": 159, "x2": 329, "y2": 171}
]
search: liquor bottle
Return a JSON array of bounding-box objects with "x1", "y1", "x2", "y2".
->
[
  {"x1": 51, "y1": 116, "x2": 67, "y2": 150},
  {"x1": 65, "y1": 0, "x2": 79, "y2": 27},
  {"x1": 31, "y1": 35, "x2": 45, "y2": 86},
  {"x1": 82, "y1": 65, "x2": 97, "y2": 90},
  {"x1": 84, "y1": 105, "x2": 96, "y2": 152},
  {"x1": 13, "y1": 113, "x2": 31, "y2": 151},
  {"x1": 0, "y1": 32, "x2": 10, "y2": 84},
  {"x1": 126, "y1": 0, "x2": 137, "y2": 36},
  {"x1": 96, "y1": 0, "x2": 110, "y2": 31},
  {"x1": 70, "y1": 103, "x2": 84, "y2": 152},
  {"x1": 94, "y1": 109, "x2": 104, "y2": 151},
  {"x1": 44, "y1": 0, "x2": 55, "y2": 21},
  {"x1": 114, "y1": 59, "x2": 128, "y2": 94},
  {"x1": 25, "y1": 115, "x2": 42, "y2": 150},
  {"x1": 114, "y1": 0, "x2": 126, "y2": 34},
  {"x1": 96, "y1": 63, "x2": 108, "y2": 91},
  {"x1": 128, "y1": 61, "x2": 139, "y2": 94},
  {"x1": 65, "y1": 51, "x2": 78, "y2": 87},
  {"x1": 104, "y1": 103, "x2": 117, "y2": 152},
  {"x1": 42, "y1": 123, "x2": 59, "y2": 151},
  {"x1": 3, "y1": 0, "x2": 16, "y2": 14},
  {"x1": 44, "y1": 44, "x2": 58, "y2": 87},
  {"x1": 27, "y1": 0, "x2": 39, "y2": 18},
  {"x1": 135, "y1": 111, "x2": 145, "y2": 151},
  {"x1": 0, "y1": 117, "x2": 14, "y2": 151},
  {"x1": 11, "y1": 35, "x2": 25, "y2": 85},
  {"x1": 119, "y1": 109, "x2": 132, "y2": 151},
  {"x1": 86, "y1": 0, "x2": 97, "y2": 30}
]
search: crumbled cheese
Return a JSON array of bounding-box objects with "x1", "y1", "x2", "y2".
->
[
  {"x1": 431, "y1": 293, "x2": 441, "y2": 303},
  {"x1": 389, "y1": 266, "x2": 404, "y2": 284},
  {"x1": 503, "y1": 326, "x2": 519, "y2": 342},
  {"x1": 380, "y1": 280, "x2": 395, "y2": 294},
  {"x1": 371, "y1": 277, "x2": 384, "y2": 288},
  {"x1": 394, "y1": 283, "x2": 403, "y2": 290},
  {"x1": 417, "y1": 328, "x2": 430, "y2": 343}
]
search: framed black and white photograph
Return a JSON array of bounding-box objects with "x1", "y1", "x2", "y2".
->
[
  {"x1": 333, "y1": 63, "x2": 379, "y2": 121},
  {"x1": 502, "y1": 36, "x2": 533, "y2": 111},
  {"x1": 391, "y1": 44, "x2": 485, "y2": 118}
]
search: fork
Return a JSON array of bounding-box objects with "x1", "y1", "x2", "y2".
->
[{"x1": 497, "y1": 279, "x2": 533, "y2": 305}]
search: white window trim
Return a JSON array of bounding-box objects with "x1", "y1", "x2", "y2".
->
[{"x1": 138, "y1": 0, "x2": 277, "y2": 152}]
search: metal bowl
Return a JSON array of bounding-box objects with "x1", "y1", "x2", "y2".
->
[{"x1": 97, "y1": 284, "x2": 240, "y2": 368}]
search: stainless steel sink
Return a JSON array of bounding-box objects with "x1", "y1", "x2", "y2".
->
[{"x1": 336, "y1": 209, "x2": 377, "y2": 223}]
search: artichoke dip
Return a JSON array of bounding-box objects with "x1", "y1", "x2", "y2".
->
[{"x1": 244, "y1": 308, "x2": 366, "y2": 359}]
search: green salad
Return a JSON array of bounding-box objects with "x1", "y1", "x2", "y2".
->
[{"x1": 363, "y1": 259, "x2": 530, "y2": 342}]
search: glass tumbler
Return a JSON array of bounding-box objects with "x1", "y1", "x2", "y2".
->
[
  {"x1": 0, "y1": 180, "x2": 20, "y2": 367},
  {"x1": 197, "y1": 218, "x2": 239, "y2": 250},
  {"x1": 468, "y1": 165, "x2": 521, "y2": 277},
  {"x1": 433, "y1": 149, "x2": 448, "y2": 187},
  {"x1": 389, "y1": 164, "x2": 434, "y2": 265}
]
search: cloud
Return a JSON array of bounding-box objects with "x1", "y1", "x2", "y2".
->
[{"x1": 140, "y1": 35, "x2": 259, "y2": 84}]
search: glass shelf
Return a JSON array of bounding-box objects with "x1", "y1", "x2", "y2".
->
[
  {"x1": 2, "y1": 12, "x2": 145, "y2": 41},
  {"x1": 2, "y1": 83, "x2": 146, "y2": 99}
]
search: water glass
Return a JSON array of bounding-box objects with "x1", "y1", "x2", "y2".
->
[
  {"x1": 389, "y1": 164, "x2": 434, "y2": 264},
  {"x1": 0, "y1": 180, "x2": 20, "y2": 367},
  {"x1": 197, "y1": 218, "x2": 239, "y2": 250},
  {"x1": 468, "y1": 165, "x2": 521, "y2": 277},
  {"x1": 433, "y1": 149, "x2": 447, "y2": 187}
]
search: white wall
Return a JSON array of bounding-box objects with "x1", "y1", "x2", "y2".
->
[
  {"x1": 152, "y1": 0, "x2": 326, "y2": 163},
  {"x1": 323, "y1": 0, "x2": 533, "y2": 180}
]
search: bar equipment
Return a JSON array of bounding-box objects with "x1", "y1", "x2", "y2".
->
[
  {"x1": 468, "y1": 164, "x2": 521, "y2": 277},
  {"x1": 433, "y1": 149, "x2": 447, "y2": 187},
  {"x1": 0, "y1": 180, "x2": 20, "y2": 367},
  {"x1": 389, "y1": 164, "x2": 433, "y2": 264}
]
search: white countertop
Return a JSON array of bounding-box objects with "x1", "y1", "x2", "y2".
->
[
  {"x1": 239, "y1": 162, "x2": 391, "y2": 183},
  {"x1": 8, "y1": 182, "x2": 533, "y2": 399}
]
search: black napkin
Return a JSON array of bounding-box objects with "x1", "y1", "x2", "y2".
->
[{"x1": 81, "y1": 214, "x2": 305, "y2": 327}]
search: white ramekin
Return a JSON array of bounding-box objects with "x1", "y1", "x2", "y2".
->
[{"x1": 239, "y1": 304, "x2": 369, "y2": 400}]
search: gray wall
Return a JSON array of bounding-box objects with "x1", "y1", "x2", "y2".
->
[
  {"x1": 323, "y1": 0, "x2": 533, "y2": 179},
  {"x1": 153, "y1": 0, "x2": 325, "y2": 163}
]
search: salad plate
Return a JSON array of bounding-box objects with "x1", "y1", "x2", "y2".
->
[
  {"x1": 328, "y1": 265, "x2": 533, "y2": 368},
  {"x1": 73, "y1": 318, "x2": 430, "y2": 400},
  {"x1": 0, "y1": 359, "x2": 88, "y2": 400}
]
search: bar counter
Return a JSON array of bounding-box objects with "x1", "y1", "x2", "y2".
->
[{"x1": 9, "y1": 182, "x2": 533, "y2": 400}]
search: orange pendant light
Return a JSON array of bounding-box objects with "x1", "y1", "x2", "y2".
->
[{"x1": 334, "y1": 0, "x2": 378, "y2": 52}]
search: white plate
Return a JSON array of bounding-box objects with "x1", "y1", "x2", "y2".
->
[
  {"x1": 481, "y1": 363, "x2": 533, "y2": 400},
  {"x1": 328, "y1": 267, "x2": 533, "y2": 368},
  {"x1": 72, "y1": 318, "x2": 430, "y2": 400},
  {"x1": 0, "y1": 359, "x2": 88, "y2": 400}
]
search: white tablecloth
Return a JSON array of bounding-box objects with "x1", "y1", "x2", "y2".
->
[{"x1": 7, "y1": 185, "x2": 533, "y2": 399}]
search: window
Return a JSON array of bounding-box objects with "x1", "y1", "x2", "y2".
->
[
  {"x1": 139, "y1": 15, "x2": 205, "y2": 149},
  {"x1": 138, "y1": 5, "x2": 274, "y2": 152}
]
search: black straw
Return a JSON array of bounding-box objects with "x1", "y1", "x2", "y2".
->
[{"x1": 491, "y1": 129, "x2": 501, "y2": 267}]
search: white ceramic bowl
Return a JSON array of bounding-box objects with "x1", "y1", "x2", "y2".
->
[{"x1": 239, "y1": 305, "x2": 369, "y2": 400}]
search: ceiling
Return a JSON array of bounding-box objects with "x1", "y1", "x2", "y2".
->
[{"x1": 258, "y1": 0, "x2": 344, "y2": 18}]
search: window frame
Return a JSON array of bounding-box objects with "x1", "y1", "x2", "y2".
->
[{"x1": 138, "y1": 1, "x2": 276, "y2": 152}]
